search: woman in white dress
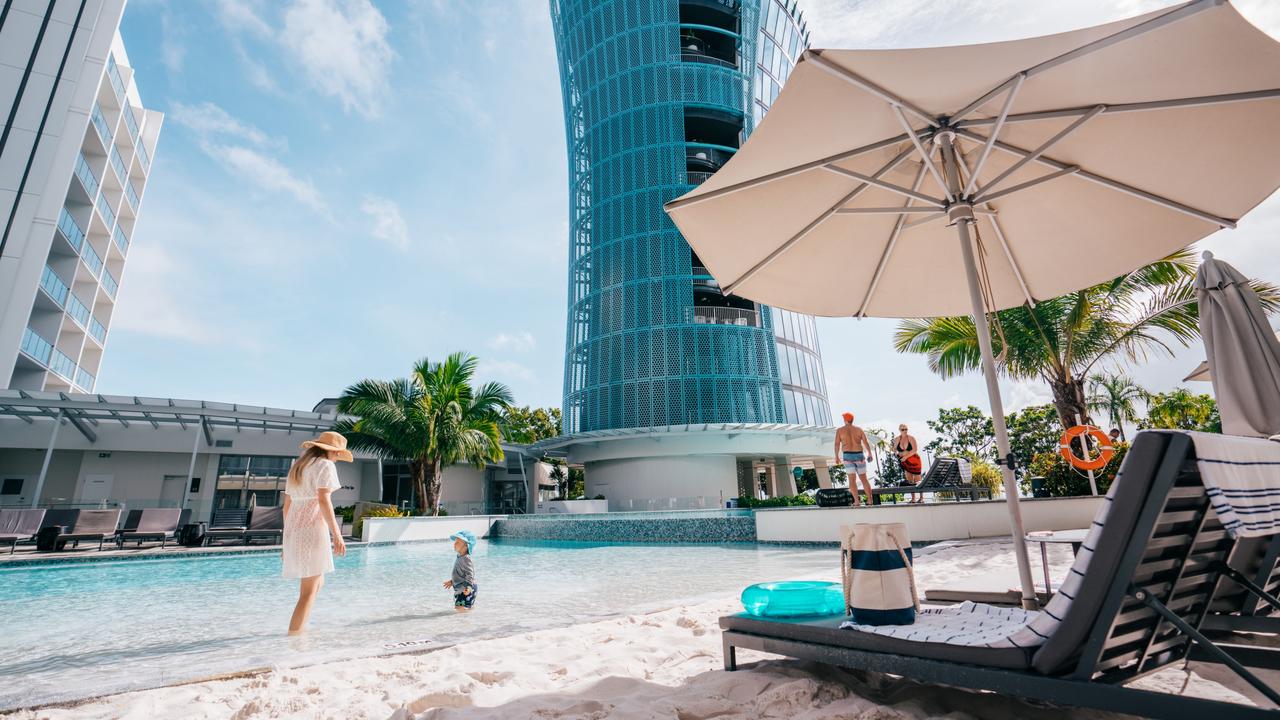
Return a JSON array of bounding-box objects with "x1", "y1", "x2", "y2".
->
[{"x1": 283, "y1": 431, "x2": 350, "y2": 634}]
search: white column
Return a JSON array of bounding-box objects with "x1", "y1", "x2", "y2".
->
[
  {"x1": 31, "y1": 410, "x2": 63, "y2": 508},
  {"x1": 813, "y1": 458, "x2": 832, "y2": 488},
  {"x1": 774, "y1": 460, "x2": 797, "y2": 496},
  {"x1": 182, "y1": 421, "x2": 201, "y2": 508}
]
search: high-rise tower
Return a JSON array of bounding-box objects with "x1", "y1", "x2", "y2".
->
[
  {"x1": 547, "y1": 0, "x2": 832, "y2": 508},
  {"x1": 0, "y1": 0, "x2": 162, "y2": 394}
]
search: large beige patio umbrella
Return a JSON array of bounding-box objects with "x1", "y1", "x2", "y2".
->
[{"x1": 666, "y1": 0, "x2": 1280, "y2": 609}]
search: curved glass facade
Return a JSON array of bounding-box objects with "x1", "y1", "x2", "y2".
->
[{"x1": 551, "y1": 0, "x2": 830, "y2": 434}]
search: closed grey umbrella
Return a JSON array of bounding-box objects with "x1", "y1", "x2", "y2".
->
[{"x1": 1195, "y1": 251, "x2": 1280, "y2": 437}]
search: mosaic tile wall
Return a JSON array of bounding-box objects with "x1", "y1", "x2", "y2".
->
[{"x1": 491, "y1": 514, "x2": 757, "y2": 543}]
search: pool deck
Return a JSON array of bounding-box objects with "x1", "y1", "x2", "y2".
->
[{"x1": 0, "y1": 537, "x2": 359, "y2": 567}]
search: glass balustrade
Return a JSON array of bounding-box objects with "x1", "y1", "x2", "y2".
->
[
  {"x1": 90, "y1": 103, "x2": 112, "y2": 146},
  {"x1": 101, "y1": 268, "x2": 119, "y2": 298},
  {"x1": 39, "y1": 266, "x2": 69, "y2": 305},
  {"x1": 66, "y1": 293, "x2": 90, "y2": 327},
  {"x1": 89, "y1": 316, "x2": 107, "y2": 344},
  {"x1": 50, "y1": 350, "x2": 76, "y2": 381},
  {"x1": 112, "y1": 226, "x2": 129, "y2": 254},
  {"x1": 81, "y1": 241, "x2": 103, "y2": 278},
  {"x1": 57, "y1": 208, "x2": 85, "y2": 252},
  {"x1": 136, "y1": 141, "x2": 150, "y2": 173},
  {"x1": 20, "y1": 328, "x2": 53, "y2": 365},
  {"x1": 74, "y1": 154, "x2": 99, "y2": 198},
  {"x1": 95, "y1": 193, "x2": 115, "y2": 229},
  {"x1": 123, "y1": 180, "x2": 139, "y2": 211},
  {"x1": 75, "y1": 366, "x2": 95, "y2": 391},
  {"x1": 106, "y1": 55, "x2": 126, "y2": 102},
  {"x1": 122, "y1": 104, "x2": 140, "y2": 143},
  {"x1": 110, "y1": 146, "x2": 128, "y2": 185}
]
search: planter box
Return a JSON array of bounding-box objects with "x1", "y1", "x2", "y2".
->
[{"x1": 534, "y1": 499, "x2": 609, "y2": 514}]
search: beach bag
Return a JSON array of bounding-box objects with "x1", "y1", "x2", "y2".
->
[{"x1": 840, "y1": 523, "x2": 919, "y2": 625}]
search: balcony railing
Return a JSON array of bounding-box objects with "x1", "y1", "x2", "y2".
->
[
  {"x1": 686, "y1": 306, "x2": 761, "y2": 327},
  {"x1": 678, "y1": 51, "x2": 737, "y2": 69},
  {"x1": 57, "y1": 208, "x2": 85, "y2": 252},
  {"x1": 75, "y1": 366, "x2": 95, "y2": 391},
  {"x1": 50, "y1": 349, "x2": 76, "y2": 382},
  {"x1": 106, "y1": 54, "x2": 126, "y2": 102},
  {"x1": 102, "y1": 268, "x2": 119, "y2": 298},
  {"x1": 686, "y1": 171, "x2": 715, "y2": 185},
  {"x1": 81, "y1": 240, "x2": 103, "y2": 278},
  {"x1": 686, "y1": 143, "x2": 736, "y2": 172},
  {"x1": 89, "y1": 316, "x2": 107, "y2": 344},
  {"x1": 122, "y1": 104, "x2": 140, "y2": 143},
  {"x1": 74, "y1": 154, "x2": 99, "y2": 198},
  {"x1": 66, "y1": 292, "x2": 91, "y2": 327},
  {"x1": 136, "y1": 141, "x2": 150, "y2": 173},
  {"x1": 39, "y1": 266, "x2": 69, "y2": 305},
  {"x1": 123, "y1": 180, "x2": 139, "y2": 211},
  {"x1": 112, "y1": 225, "x2": 129, "y2": 255},
  {"x1": 95, "y1": 193, "x2": 116, "y2": 229},
  {"x1": 110, "y1": 146, "x2": 128, "y2": 185},
  {"x1": 90, "y1": 103, "x2": 112, "y2": 146},
  {"x1": 20, "y1": 328, "x2": 53, "y2": 365}
]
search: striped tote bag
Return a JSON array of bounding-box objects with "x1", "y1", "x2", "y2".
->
[{"x1": 841, "y1": 523, "x2": 919, "y2": 625}]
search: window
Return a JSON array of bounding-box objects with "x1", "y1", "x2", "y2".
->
[
  {"x1": 1, "y1": 478, "x2": 22, "y2": 495},
  {"x1": 214, "y1": 454, "x2": 293, "y2": 513}
]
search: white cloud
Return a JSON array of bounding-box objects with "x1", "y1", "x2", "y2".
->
[
  {"x1": 360, "y1": 195, "x2": 410, "y2": 250},
  {"x1": 479, "y1": 359, "x2": 536, "y2": 382},
  {"x1": 214, "y1": 0, "x2": 273, "y2": 38},
  {"x1": 281, "y1": 0, "x2": 395, "y2": 118},
  {"x1": 1006, "y1": 379, "x2": 1053, "y2": 414},
  {"x1": 211, "y1": 144, "x2": 325, "y2": 212},
  {"x1": 487, "y1": 332, "x2": 537, "y2": 353},
  {"x1": 170, "y1": 101, "x2": 276, "y2": 148}
]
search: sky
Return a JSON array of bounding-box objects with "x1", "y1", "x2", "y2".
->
[{"x1": 103, "y1": 0, "x2": 1280, "y2": 445}]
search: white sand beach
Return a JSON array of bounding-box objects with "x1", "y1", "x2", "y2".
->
[{"x1": 10, "y1": 541, "x2": 1260, "y2": 720}]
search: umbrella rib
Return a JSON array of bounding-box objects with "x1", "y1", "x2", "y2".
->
[
  {"x1": 856, "y1": 162, "x2": 930, "y2": 318},
  {"x1": 821, "y1": 166, "x2": 945, "y2": 207},
  {"x1": 975, "y1": 105, "x2": 1103, "y2": 198},
  {"x1": 900, "y1": 213, "x2": 946, "y2": 230},
  {"x1": 963, "y1": 73, "x2": 1025, "y2": 198},
  {"x1": 721, "y1": 145, "x2": 917, "y2": 296},
  {"x1": 954, "y1": 126, "x2": 1238, "y2": 228},
  {"x1": 891, "y1": 104, "x2": 951, "y2": 202},
  {"x1": 664, "y1": 132, "x2": 914, "y2": 211},
  {"x1": 807, "y1": 51, "x2": 939, "y2": 127},
  {"x1": 975, "y1": 165, "x2": 1080, "y2": 204},
  {"x1": 835, "y1": 206, "x2": 940, "y2": 215},
  {"x1": 957, "y1": 147, "x2": 1036, "y2": 308},
  {"x1": 954, "y1": 89, "x2": 1280, "y2": 128}
]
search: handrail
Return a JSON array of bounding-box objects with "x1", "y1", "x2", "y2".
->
[{"x1": 679, "y1": 23, "x2": 740, "y2": 39}]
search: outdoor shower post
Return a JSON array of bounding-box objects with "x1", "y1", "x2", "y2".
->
[
  {"x1": 31, "y1": 410, "x2": 63, "y2": 508},
  {"x1": 939, "y1": 129, "x2": 1040, "y2": 610}
]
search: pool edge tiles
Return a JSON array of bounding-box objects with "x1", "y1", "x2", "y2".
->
[{"x1": 491, "y1": 514, "x2": 756, "y2": 543}]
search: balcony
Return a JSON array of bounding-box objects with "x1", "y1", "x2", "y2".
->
[
  {"x1": 106, "y1": 54, "x2": 126, "y2": 103},
  {"x1": 66, "y1": 292, "x2": 91, "y2": 327},
  {"x1": 57, "y1": 208, "x2": 85, "y2": 252},
  {"x1": 136, "y1": 141, "x2": 151, "y2": 174},
  {"x1": 20, "y1": 328, "x2": 53, "y2": 365},
  {"x1": 102, "y1": 268, "x2": 119, "y2": 298},
  {"x1": 89, "y1": 316, "x2": 107, "y2": 344},
  {"x1": 686, "y1": 143, "x2": 736, "y2": 173},
  {"x1": 112, "y1": 225, "x2": 129, "y2": 255},
  {"x1": 95, "y1": 193, "x2": 116, "y2": 229},
  {"x1": 90, "y1": 103, "x2": 112, "y2": 147},
  {"x1": 50, "y1": 349, "x2": 76, "y2": 382},
  {"x1": 686, "y1": 170, "x2": 715, "y2": 185},
  {"x1": 122, "y1": 104, "x2": 140, "y2": 144},
  {"x1": 123, "y1": 180, "x2": 140, "y2": 211},
  {"x1": 39, "y1": 266, "x2": 69, "y2": 306},
  {"x1": 686, "y1": 306, "x2": 760, "y2": 327},
  {"x1": 74, "y1": 154, "x2": 99, "y2": 198},
  {"x1": 110, "y1": 146, "x2": 129, "y2": 186},
  {"x1": 81, "y1": 240, "x2": 103, "y2": 278},
  {"x1": 74, "y1": 366, "x2": 95, "y2": 392},
  {"x1": 678, "y1": 26, "x2": 738, "y2": 69}
]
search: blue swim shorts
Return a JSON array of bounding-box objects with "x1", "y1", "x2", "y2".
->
[
  {"x1": 842, "y1": 451, "x2": 867, "y2": 476},
  {"x1": 454, "y1": 582, "x2": 477, "y2": 609}
]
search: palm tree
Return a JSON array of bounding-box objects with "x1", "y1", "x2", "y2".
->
[
  {"x1": 865, "y1": 426, "x2": 891, "y2": 480},
  {"x1": 334, "y1": 352, "x2": 513, "y2": 515},
  {"x1": 895, "y1": 250, "x2": 1280, "y2": 428},
  {"x1": 1087, "y1": 373, "x2": 1147, "y2": 441}
]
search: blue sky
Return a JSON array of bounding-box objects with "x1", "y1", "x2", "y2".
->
[{"x1": 104, "y1": 0, "x2": 1280, "y2": 442}]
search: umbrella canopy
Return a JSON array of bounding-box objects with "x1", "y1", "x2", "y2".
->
[
  {"x1": 1184, "y1": 328, "x2": 1280, "y2": 381},
  {"x1": 1195, "y1": 251, "x2": 1280, "y2": 437},
  {"x1": 665, "y1": 0, "x2": 1280, "y2": 609}
]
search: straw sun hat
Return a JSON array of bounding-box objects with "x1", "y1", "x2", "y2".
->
[{"x1": 301, "y1": 431, "x2": 353, "y2": 462}]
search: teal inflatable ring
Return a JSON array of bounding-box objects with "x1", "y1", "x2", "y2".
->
[{"x1": 741, "y1": 581, "x2": 845, "y2": 618}]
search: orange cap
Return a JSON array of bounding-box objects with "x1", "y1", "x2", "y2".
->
[{"x1": 842, "y1": 412, "x2": 854, "y2": 422}]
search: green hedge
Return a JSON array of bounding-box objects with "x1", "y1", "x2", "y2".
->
[
  {"x1": 1023, "y1": 442, "x2": 1129, "y2": 497},
  {"x1": 736, "y1": 494, "x2": 816, "y2": 508}
]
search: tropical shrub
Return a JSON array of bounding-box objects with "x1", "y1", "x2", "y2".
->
[
  {"x1": 1024, "y1": 442, "x2": 1128, "y2": 497},
  {"x1": 353, "y1": 504, "x2": 407, "y2": 537},
  {"x1": 332, "y1": 505, "x2": 355, "y2": 523},
  {"x1": 736, "y1": 494, "x2": 816, "y2": 508},
  {"x1": 968, "y1": 459, "x2": 1004, "y2": 497}
]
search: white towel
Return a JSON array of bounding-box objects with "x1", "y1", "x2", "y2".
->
[{"x1": 1186, "y1": 431, "x2": 1280, "y2": 538}]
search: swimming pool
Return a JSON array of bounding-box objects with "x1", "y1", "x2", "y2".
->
[{"x1": 0, "y1": 539, "x2": 839, "y2": 710}]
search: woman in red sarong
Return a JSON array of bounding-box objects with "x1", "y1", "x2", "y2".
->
[{"x1": 896, "y1": 425, "x2": 924, "y2": 503}]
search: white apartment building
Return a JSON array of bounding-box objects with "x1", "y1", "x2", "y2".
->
[{"x1": 0, "y1": 0, "x2": 161, "y2": 394}]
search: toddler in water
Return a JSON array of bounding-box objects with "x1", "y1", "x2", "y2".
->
[{"x1": 443, "y1": 530, "x2": 477, "y2": 612}]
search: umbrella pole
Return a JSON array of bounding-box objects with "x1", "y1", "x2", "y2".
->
[{"x1": 941, "y1": 131, "x2": 1040, "y2": 610}]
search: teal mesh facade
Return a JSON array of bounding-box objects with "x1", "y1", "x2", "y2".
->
[{"x1": 551, "y1": 0, "x2": 829, "y2": 434}]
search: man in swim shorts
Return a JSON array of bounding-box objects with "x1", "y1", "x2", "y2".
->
[{"x1": 834, "y1": 411, "x2": 876, "y2": 507}]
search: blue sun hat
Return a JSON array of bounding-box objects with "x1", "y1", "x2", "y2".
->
[{"x1": 449, "y1": 530, "x2": 477, "y2": 554}]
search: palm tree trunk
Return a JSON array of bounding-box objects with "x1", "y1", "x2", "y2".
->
[
  {"x1": 427, "y1": 459, "x2": 444, "y2": 516},
  {"x1": 413, "y1": 460, "x2": 429, "y2": 516},
  {"x1": 1049, "y1": 376, "x2": 1089, "y2": 428}
]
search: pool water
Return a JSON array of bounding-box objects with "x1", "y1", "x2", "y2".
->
[{"x1": 0, "y1": 539, "x2": 839, "y2": 710}]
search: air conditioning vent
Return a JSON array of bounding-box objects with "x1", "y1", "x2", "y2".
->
[{"x1": 215, "y1": 440, "x2": 232, "y2": 448}]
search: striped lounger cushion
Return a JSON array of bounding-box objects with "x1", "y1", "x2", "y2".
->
[
  {"x1": 1185, "y1": 430, "x2": 1280, "y2": 538},
  {"x1": 840, "y1": 477, "x2": 1119, "y2": 648}
]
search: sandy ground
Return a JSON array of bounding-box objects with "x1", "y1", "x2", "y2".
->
[{"x1": 9, "y1": 541, "x2": 1263, "y2": 720}]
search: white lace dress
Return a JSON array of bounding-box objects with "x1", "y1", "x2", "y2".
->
[{"x1": 282, "y1": 459, "x2": 341, "y2": 579}]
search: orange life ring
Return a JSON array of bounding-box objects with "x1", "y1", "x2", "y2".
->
[{"x1": 1059, "y1": 425, "x2": 1114, "y2": 471}]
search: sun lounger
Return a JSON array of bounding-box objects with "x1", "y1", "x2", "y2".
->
[
  {"x1": 116, "y1": 508, "x2": 183, "y2": 548},
  {"x1": 242, "y1": 506, "x2": 283, "y2": 545},
  {"x1": 871, "y1": 457, "x2": 992, "y2": 502},
  {"x1": 58, "y1": 509, "x2": 123, "y2": 551},
  {"x1": 0, "y1": 508, "x2": 46, "y2": 554},
  {"x1": 720, "y1": 431, "x2": 1280, "y2": 718},
  {"x1": 40, "y1": 508, "x2": 79, "y2": 532},
  {"x1": 202, "y1": 508, "x2": 249, "y2": 546},
  {"x1": 1204, "y1": 534, "x2": 1280, "y2": 638}
]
